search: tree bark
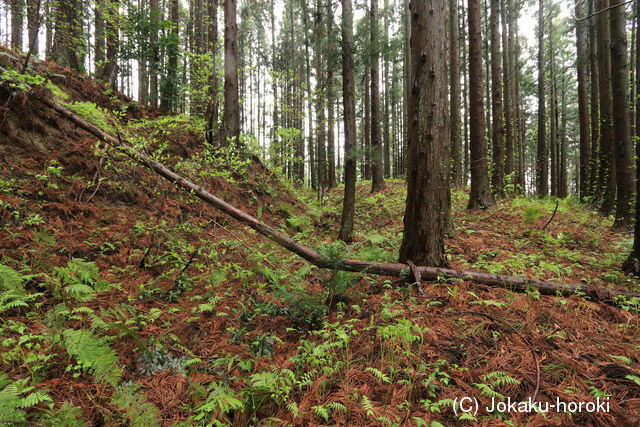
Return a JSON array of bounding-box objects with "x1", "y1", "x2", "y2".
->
[
  {"x1": 501, "y1": 0, "x2": 514, "y2": 184},
  {"x1": 96, "y1": 0, "x2": 119, "y2": 86},
  {"x1": 221, "y1": 0, "x2": 241, "y2": 146},
  {"x1": 327, "y1": 69, "x2": 337, "y2": 188},
  {"x1": 52, "y1": 0, "x2": 85, "y2": 72},
  {"x1": 467, "y1": 0, "x2": 495, "y2": 209},
  {"x1": 339, "y1": 0, "x2": 357, "y2": 243},
  {"x1": 383, "y1": 0, "x2": 391, "y2": 179},
  {"x1": 589, "y1": 0, "x2": 600, "y2": 201},
  {"x1": 160, "y1": 0, "x2": 179, "y2": 113},
  {"x1": 370, "y1": 0, "x2": 384, "y2": 193},
  {"x1": 576, "y1": 0, "x2": 591, "y2": 202},
  {"x1": 490, "y1": 0, "x2": 504, "y2": 198},
  {"x1": 536, "y1": 0, "x2": 548, "y2": 197},
  {"x1": 363, "y1": 70, "x2": 372, "y2": 180},
  {"x1": 313, "y1": 0, "x2": 326, "y2": 195},
  {"x1": 625, "y1": 0, "x2": 640, "y2": 274},
  {"x1": 149, "y1": 0, "x2": 159, "y2": 108},
  {"x1": 10, "y1": 0, "x2": 24, "y2": 51},
  {"x1": 399, "y1": 0, "x2": 450, "y2": 267},
  {"x1": 610, "y1": 0, "x2": 635, "y2": 230},
  {"x1": 549, "y1": 24, "x2": 559, "y2": 197},
  {"x1": 26, "y1": 0, "x2": 39, "y2": 57},
  {"x1": 450, "y1": 0, "x2": 462, "y2": 188},
  {"x1": 597, "y1": 0, "x2": 616, "y2": 215}
]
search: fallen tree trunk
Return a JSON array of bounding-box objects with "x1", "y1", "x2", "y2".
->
[{"x1": 19, "y1": 80, "x2": 640, "y2": 303}]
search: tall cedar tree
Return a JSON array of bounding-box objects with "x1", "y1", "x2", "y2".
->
[
  {"x1": 490, "y1": 0, "x2": 504, "y2": 198},
  {"x1": 370, "y1": 0, "x2": 384, "y2": 192},
  {"x1": 52, "y1": 0, "x2": 84, "y2": 72},
  {"x1": 160, "y1": 0, "x2": 179, "y2": 113},
  {"x1": 339, "y1": 0, "x2": 357, "y2": 243},
  {"x1": 549, "y1": 21, "x2": 559, "y2": 197},
  {"x1": 501, "y1": 0, "x2": 514, "y2": 181},
  {"x1": 11, "y1": 0, "x2": 23, "y2": 51},
  {"x1": 467, "y1": 0, "x2": 495, "y2": 209},
  {"x1": 597, "y1": 0, "x2": 616, "y2": 215},
  {"x1": 610, "y1": 0, "x2": 634, "y2": 230},
  {"x1": 624, "y1": 0, "x2": 640, "y2": 273},
  {"x1": 450, "y1": 0, "x2": 462, "y2": 187},
  {"x1": 26, "y1": 0, "x2": 39, "y2": 56},
  {"x1": 399, "y1": 0, "x2": 449, "y2": 266},
  {"x1": 206, "y1": 0, "x2": 219, "y2": 143},
  {"x1": 535, "y1": 0, "x2": 548, "y2": 196},
  {"x1": 313, "y1": 0, "x2": 326, "y2": 194},
  {"x1": 221, "y1": 0, "x2": 241, "y2": 145},
  {"x1": 576, "y1": 0, "x2": 591, "y2": 202},
  {"x1": 588, "y1": 0, "x2": 600, "y2": 198}
]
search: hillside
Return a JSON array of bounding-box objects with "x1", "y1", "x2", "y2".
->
[{"x1": 1, "y1": 54, "x2": 640, "y2": 426}]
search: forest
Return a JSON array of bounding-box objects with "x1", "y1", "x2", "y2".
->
[{"x1": 0, "y1": 0, "x2": 640, "y2": 425}]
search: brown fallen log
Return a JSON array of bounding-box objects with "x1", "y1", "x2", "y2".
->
[{"x1": 15, "y1": 78, "x2": 640, "y2": 303}]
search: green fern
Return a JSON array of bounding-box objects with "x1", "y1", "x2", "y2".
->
[
  {"x1": 111, "y1": 385, "x2": 160, "y2": 427},
  {"x1": 42, "y1": 401, "x2": 85, "y2": 426},
  {"x1": 365, "y1": 367, "x2": 391, "y2": 384},
  {"x1": 361, "y1": 394, "x2": 375, "y2": 418},
  {"x1": 193, "y1": 382, "x2": 244, "y2": 423},
  {"x1": 0, "y1": 264, "x2": 33, "y2": 293},
  {"x1": 286, "y1": 401, "x2": 299, "y2": 418},
  {"x1": 312, "y1": 404, "x2": 330, "y2": 422},
  {"x1": 59, "y1": 329, "x2": 122, "y2": 386},
  {"x1": 0, "y1": 375, "x2": 52, "y2": 423},
  {"x1": 52, "y1": 259, "x2": 113, "y2": 302}
]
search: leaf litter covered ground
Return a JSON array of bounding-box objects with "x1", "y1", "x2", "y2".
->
[{"x1": 1, "y1": 52, "x2": 640, "y2": 426}]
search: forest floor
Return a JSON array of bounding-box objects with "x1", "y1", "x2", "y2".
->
[{"x1": 1, "y1": 50, "x2": 640, "y2": 426}]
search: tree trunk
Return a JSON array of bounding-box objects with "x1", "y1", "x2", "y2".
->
[
  {"x1": 159, "y1": 0, "x2": 179, "y2": 113},
  {"x1": 302, "y1": 0, "x2": 314, "y2": 189},
  {"x1": 450, "y1": 0, "x2": 462, "y2": 188},
  {"x1": 626, "y1": 0, "x2": 640, "y2": 274},
  {"x1": 95, "y1": 3, "x2": 105, "y2": 73},
  {"x1": 149, "y1": 0, "x2": 159, "y2": 108},
  {"x1": 462, "y1": 2, "x2": 469, "y2": 186},
  {"x1": 52, "y1": 0, "x2": 85, "y2": 72},
  {"x1": 597, "y1": 0, "x2": 616, "y2": 215},
  {"x1": 26, "y1": 0, "x2": 39, "y2": 56},
  {"x1": 589, "y1": 0, "x2": 600, "y2": 201},
  {"x1": 102, "y1": 0, "x2": 118, "y2": 87},
  {"x1": 383, "y1": 0, "x2": 391, "y2": 179},
  {"x1": 10, "y1": 0, "x2": 23, "y2": 51},
  {"x1": 610, "y1": 0, "x2": 635, "y2": 230},
  {"x1": 339, "y1": 0, "x2": 357, "y2": 243},
  {"x1": 501, "y1": 0, "x2": 514, "y2": 184},
  {"x1": 490, "y1": 0, "x2": 504, "y2": 198},
  {"x1": 327, "y1": 70, "x2": 337, "y2": 188},
  {"x1": 205, "y1": 0, "x2": 219, "y2": 143},
  {"x1": 467, "y1": 0, "x2": 495, "y2": 209},
  {"x1": 536, "y1": 0, "x2": 548, "y2": 196},
  {"x1": 221, "y1": 0, "x2": 241, "y2": 145},
  {"x1": 576, "y1": 0, "x2": 591, "y2": 202},
  {"x1": 313, "y1": 0, "x2": 326, "y2": 195},
  {"x1": 399, "y1": 0, "x2": 449, "y2": 267},
  {"x1": 270, "y1": 0, "x2": 279, "y2": 168},
  {"x1": 549, "y1": 25, "x2": 559, "y2": 197},
  {"x1": 370, "y1": 0, "x2": 384, "y2": 193},
  {"x1": 364, "y1": 70, "x2": 372, "y2": 180}
]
